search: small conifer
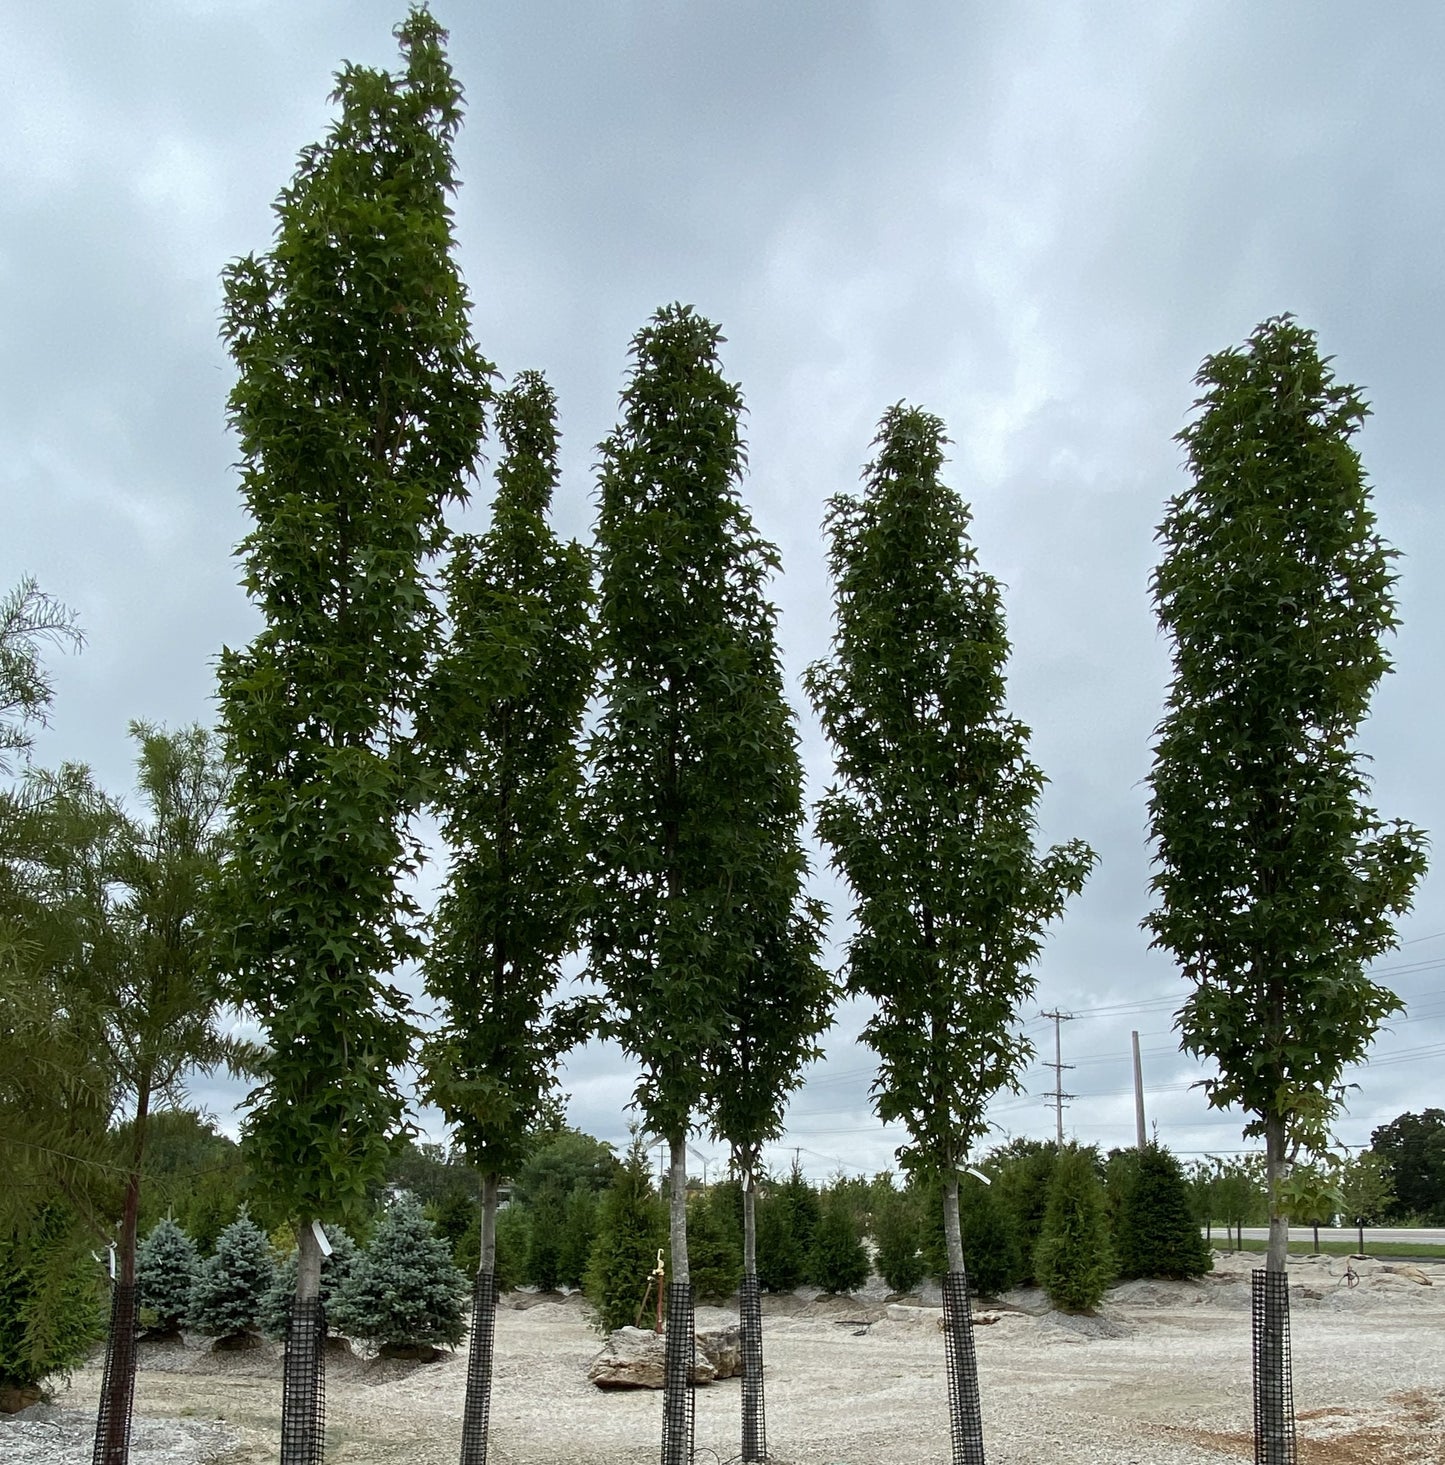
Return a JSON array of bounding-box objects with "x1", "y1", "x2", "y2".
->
[
  {"x1": 584, "y1": 1140, "x2": 666, "y2": 1333},
  {"x1": 257, "y1": 1227, "x2": 359, "y2": 1340},
  {"x1": 1034, "y1": 1147, "x2": 1113, "y2": 1314},
  {"x1": 329, "y1": 1197, "x2": 467, "y2": 1353},
  {"x1": 186, "y1": 1209, "x2": 277, "y2": 1340},
  {"x1": 808, "y1": 1194, "x2": 870, "y2": 1295},
  {"x1": 136, "y1": 1218, "x2": 200, "y2": 1334},
  {"x1": 874, "y1": 1187, "x2": 925, "y2": 1294},
  {"x1": 1114, "y1": 1144, "x2": 1212, "y2": 1280},
  {"x1": 682, "y1": 1194, "x2": 741, "y2": 1303}
]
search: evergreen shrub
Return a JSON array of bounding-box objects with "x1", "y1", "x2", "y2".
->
[
  {"x1": 329, "y1": 1197, "x2": 467, "y2": 1353},
  {"x1": 989, "y1": 1139, "x2": 1058, "y2": 1284},
  {"x1": 558, "y1": 1183, "x2": 598, "y2": 1291},
  {"x1": 186, "y1": 1208, "x2": 276, "y2": 1341},
  {"x1": 1114, "y1": 1144, "x2": 1212, "y2": 1280},
  {"x1": 584, "y1": 1140, "x2": 665, "y2": 1333},
  {"x1": 1034, "y1": 1146, "x2": 1113, "y2": 1313},
  {"x1": 524, "y1": 1185, "x2": 566, "y2": 1291},
  {"x1": 873, "y1": 1186, "x2": 924, "y2": 1294},
  {"x1": 683, "y1": 1193, "x2": 741, "y2": 1302},
  {"x1": 809, "y1": 1194, "x2": 870, "y2": 1295},
  {"x1": 136, "y1": 1218, "x2": 200, "y2": 1333},
  {"x1": 0, "y1": 1210, "x2": 105, "y2": 1409}
]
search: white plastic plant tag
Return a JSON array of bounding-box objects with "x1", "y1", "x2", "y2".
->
[
  {"x1": 108, "y1": 1244, "x2": 117, "y2": 1279},
  {"x1": 311, "y1": 1219, "x2": 333, "y2": 1257}
]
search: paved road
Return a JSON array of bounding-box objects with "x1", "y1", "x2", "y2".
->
[{"x1": 1233, "y1": 1226, "x2": 1445, "y2": 1245}]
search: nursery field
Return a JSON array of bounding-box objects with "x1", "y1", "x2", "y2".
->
[{"x1": 5, "y1": 1251, "x2": 1443, "y2": 1465}]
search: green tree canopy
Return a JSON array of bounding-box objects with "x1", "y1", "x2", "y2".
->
[{"x1": 216, "y1": 6, "x2": 493, "y2": 1230}]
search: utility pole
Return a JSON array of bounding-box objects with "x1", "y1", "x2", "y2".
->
[
  {"x1": 1131, "y1": 1030, "x2": 1147, "y2": 1150},
  {"x1": 1040, "y1": 1009, "x2": 1075, "y2": 1144}
]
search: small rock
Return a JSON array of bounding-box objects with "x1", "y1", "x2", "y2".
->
[{"x1": 1382, "y1": 1264, "x2": 1433, "y2": 1286}]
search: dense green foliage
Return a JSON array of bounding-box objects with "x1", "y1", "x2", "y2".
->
[
  {"x1": 1034, "y1": 1147, "x2": 1113, "y2": 1314},
  {"x1": 873, "y1": 1185, "x2": 925, "y2": 1294},
  {"x1": 808, "y1": 1193, "x2": 870, "y2": 1295},
  {"x1": 589, "y1": 304, "x2": 801, "y2": 1156},
  {"x1": 186, "y1": 1210, "x2": 276, "y2": 1340},
  {"x1": 1371, "y1": 1110, "x2": 1445, "y2": 1223},
  {"x1": 986, "y1": 1139, "x2": 1058, "y2": 1284},
  {"x1": 806, "y1": 405, "x2": 1093, "y2": 1204},
  {"x1": 216, "y1": 8, "x2": 493, "y2": 1226},
  {"x1": 329, "y1": 1197, "x2": 467, "y2": 1352},
  {"x1": 682, "y1": 1192, "x2": 742, "y2": 1303},
  {"x1": 137, "y1": 1218, "x2": 200, "y2": 1333},
  {"x1": 1147, "y1": 317, "x2": 1427, "y2": 1242},
  {"x1": 421, "y1": 370, "x2": 593, "y2": 1193},
  {"x1": 584, "y1": 1138, "x2": 666, "y2": 1333},
  {"x1": 0, "y1": 1209, "x2": 104, "y2": 1404},
  {"x1": 1112, "y1": 1145, "x2": 1211, "y2": 1280}
]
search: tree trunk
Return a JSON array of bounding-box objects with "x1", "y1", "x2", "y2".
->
[
  {"x1": 661, "y1": 1135, "x2": 693, "y2": 1465},
  {"x1": 1356, "y1": 1221, "x2": 1364, "y2": 1256},
  {"x1": 941, "y1": 1174, "x2": 985, "y2": 1463},
  {"x1": 460, "y1": 1174, "x2": 500, "y2": 1465},
  {"x1": 1311, "y1": 1223, "x2": 1319, "y2": 1255},
  {"x1": 280, "y1": 1218, "x2": 326, "y2": 1465},
  {"x1": 93, "y1": 1088, "x2": 149, "y2": 1465},
  {"x1": 740, "y1": 1166, "x2": 765, "y2": 1464},
  {"x1": 1255, "y1": 1116, "x2": 1295, "y2": 1465}
]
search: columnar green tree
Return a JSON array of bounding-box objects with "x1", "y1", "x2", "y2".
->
[
  {"x1": 1147, "y1": 316, "x2": 1427, "y2": 1461},
  {"x1": 216, "y1": 12, "x2": 491, "y2": 1458},
  {"x1": 419, "y1": 369, "x2": 592, "y2": 1464},
  {"x1": 588, "y1": 304, "x2": 803, "y2": 1465},
  {"x1": 806, "y1": 405, "x2": 1094, "y2": 1462}
]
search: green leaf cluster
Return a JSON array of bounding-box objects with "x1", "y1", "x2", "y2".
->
[
  {"x1": 215, "y1": 8, "x2": 494, "y2": 1224},
  {"x1": 806, "y1": 406, "x2": 1094, "y2": 1178}
]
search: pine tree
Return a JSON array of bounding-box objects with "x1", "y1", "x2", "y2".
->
[
  {"x1": 754, "y1": 1188, "x2": 805, "y2": 1294},
  {"x1": 187, "y1": 1210, "x2": 276, "y2": 1342},
  {"x1": 1113, "y1": 1144, "x2": 1211, "y2": 1280},
  {"x1": 683, "y1": 1193, "x2": 741, "y2": 1304},
  {"x1": 584, "y1": 1137, "x2": 666, "y2": 1335},
  {"x1": 136, "y1": 1219, "x2": 200, "y2": 1335},
  {"x1": 328, "y1": 1198, "x2": 467, "y2": 1355},
  {"x1": 1034, "y1": 1147, "x2": 1113, "y2": 1314}
]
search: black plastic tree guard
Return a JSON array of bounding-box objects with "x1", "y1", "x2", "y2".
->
[
  {"x1": 1252, "y1": 1269, "x2": 1296, "y2": 1465},
  {"x1": 942, "y1": 1271, "x2": 986, "y2": 1465},
  {"x1": 91, "y1": 1281, "x2": 139, "y2": 1465},
  {"x1": 279, "y1": 1297, "x2": 327, "y2": 1465},
  {"x1": 459, "y1": 1268, "x2": 499, "y2": 1465},
  {"x1": 660, "y1": 1281, "x2": 695, "y2": 1465},
  {"x1": 739, "y1": 1274, "x2": 766, "y2": 1463}
]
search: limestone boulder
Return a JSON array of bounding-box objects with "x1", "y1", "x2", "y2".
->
[{"x1": 588, "y1": 1324, "x2": 741, "y2": 1389}]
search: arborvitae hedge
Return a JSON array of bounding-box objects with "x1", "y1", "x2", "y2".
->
[
  {"x1": 1113, "y1": 1144, "x2": 1212, "y2": 1280},
  {"x1": 990, "y1": 1140, "x2": 1058, "y2": 1285},
  {"x1": 809, "y1": 1193, "x2": 870, "y2": 1295},
  {"x1": 137, "y1": 1218, "x2": 200, "y2": 1333},
  {"x1": 329, "y1": 1197, "x2": 467, "y2": 1353},
  {"x1": 873, "y1": 1186, "x2": 925, "y2": 1294},
  {"x1": 186, "y1": 1209, "x2": 276, "y2": 1340},
  {"x1": 584, "y1": 1141, "x2": 666, "y2": 1333},
  {"x1": 1034, "y1": 1146, "x2": 1113, "y2": 1313}
]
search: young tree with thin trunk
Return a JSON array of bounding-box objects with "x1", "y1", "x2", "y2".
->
[
  {"x1": 589, "y1": 303, "x2": 805, "y2": 1465},
  {"x1": 419, "y1": 370, "x2": 593, "y2": 1465},
  {"x1": 806, "y1": 404, "x2": 1094, "y2": 1464},
  {"x1": 1146, "y1": 315, "x2": 1426, "y2": 1463},
  {"x1": 216, "y1": 12, "x2": 492, "y2": 1461}
]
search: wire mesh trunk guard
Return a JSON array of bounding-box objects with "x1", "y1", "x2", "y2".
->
[
  {"x1": 91, "y1": 1282, "x2": 139, "y2": 1465},
  {"x1": 1252, "y1": 1269, "x2": 1296, "y2": 1465},
  {"x1": 459, "y1": 1268, "x2": 499, "y2": 1465},
  {"x1": 739, "y1": 1274, "x2": 766, "y2": 1463},
  {"x1": 280, "y1": 1297, "x2": 327, "y2": 1465},
  {"x1": 660, "y1": 1281, "x2": 695, "y2": 1465},
  {"x1": 942, "y1": 1272, "x2": 986, "y2": 1465}
]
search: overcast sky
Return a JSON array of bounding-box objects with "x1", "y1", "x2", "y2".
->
[{"x1": 4, "y1": 1, "x2": 1442, "y2": 1182}]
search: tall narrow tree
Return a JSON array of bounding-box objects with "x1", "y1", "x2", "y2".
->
[
  {"x1": 420, "y1": 370, "x2": 593, "y2": 1465},
  {"x1": 1146, "y1": 315, "x2": 1426, "y2": 1463},
  {"x1": 589, "y1": 304, "x2": 803, "y2": 1465},
  {"x1": 806, "y1": 405, "x2": 1094, "y2": 1465},
  {"x1": 216, "y1": 12, "x2": 492, "y2": 1461}
]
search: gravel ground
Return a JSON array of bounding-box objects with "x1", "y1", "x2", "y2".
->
[{"x1": 4, "y1": 1250, "x2": 1441, "y2": 1465}]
